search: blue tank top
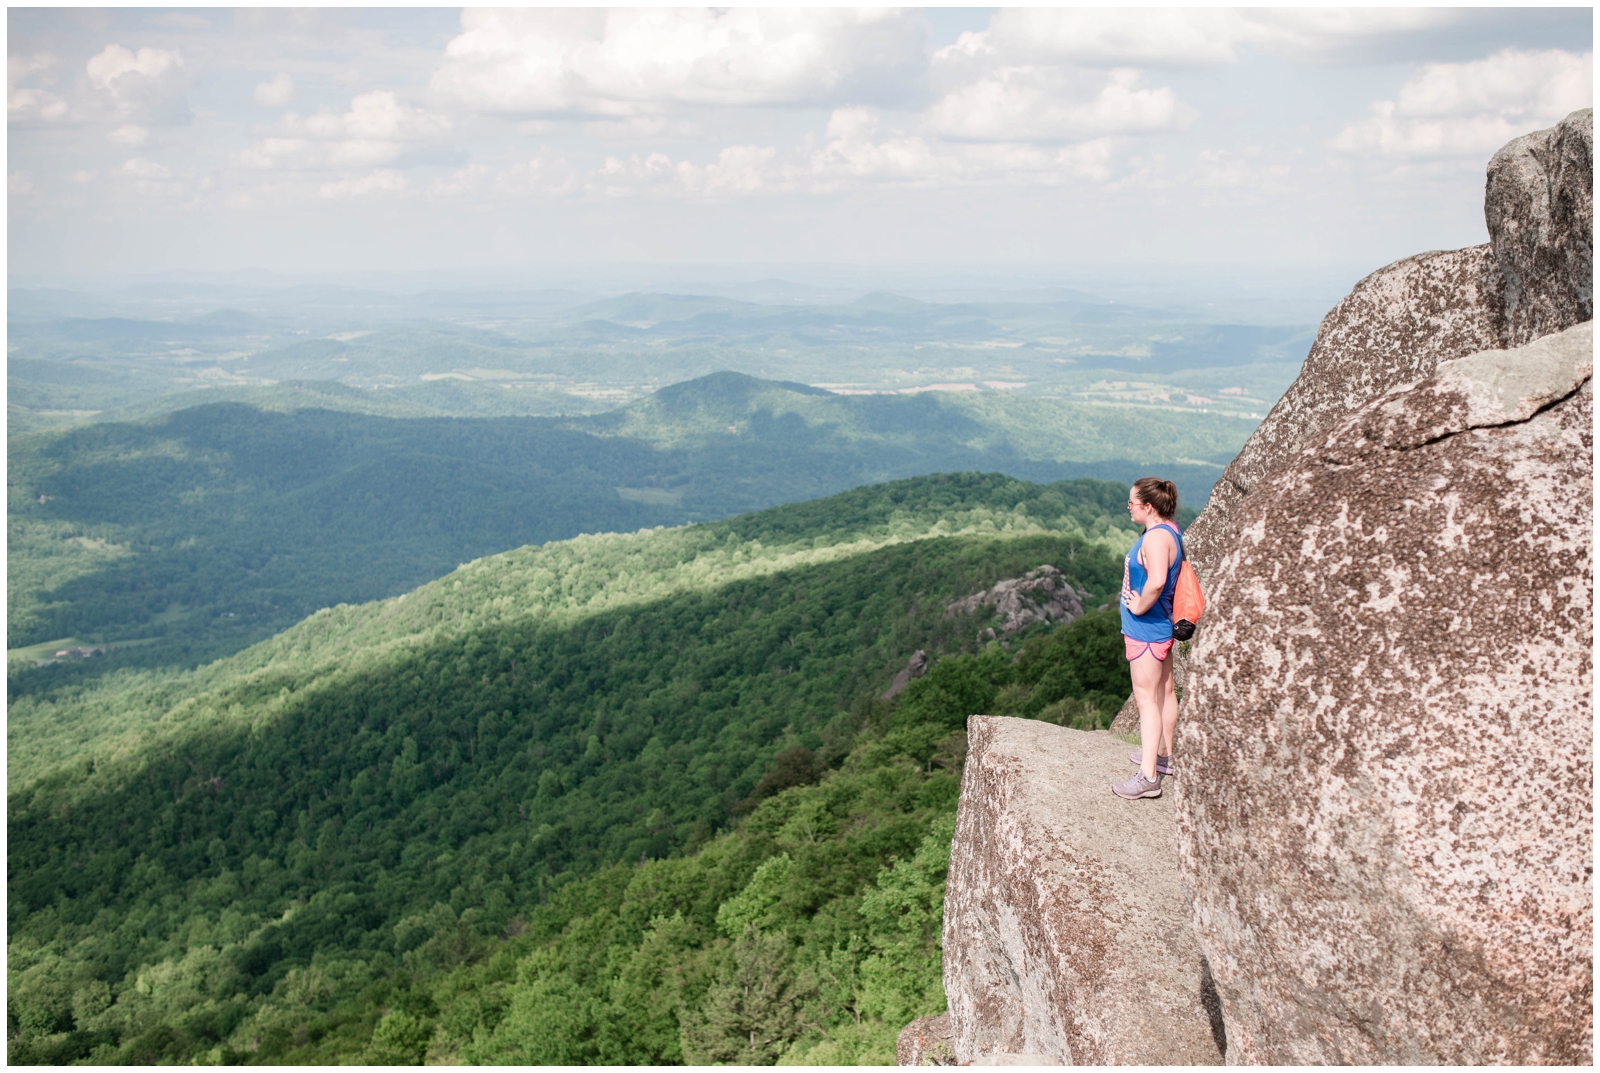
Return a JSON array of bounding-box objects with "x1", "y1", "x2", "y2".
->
[{"x1": 1121, "y1": 522, "x2": 1183, "y2": 642}]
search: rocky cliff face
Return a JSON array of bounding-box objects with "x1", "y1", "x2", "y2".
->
[
  {"x1": 941, "y1": 717, "x2": 1225, "y2": 1065},
  {"x1": 1184, "y1": 108, "x2": 1592, "y2": 579},
  {"x1": 1177, "y1": 323, "x2": 1592, "y2": 1063},
  {"x1": 943, "y1": 110, "x2": 1593, "y2": 1065},
  {"x1": 1487, "y1": 110, "x2": 1594, "y2": 345},
  {"x1": 1168, "y1": 109, "x2": 1595, "y2": 1063}
]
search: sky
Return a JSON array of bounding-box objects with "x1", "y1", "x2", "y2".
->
[{"x1": 7, "y1": 7, "x2": 1594, "y2": 290}]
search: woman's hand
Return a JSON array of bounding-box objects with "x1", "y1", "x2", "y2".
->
[{"x1": 1126, "y1": 527, "x2": 1175, "y2": 615}]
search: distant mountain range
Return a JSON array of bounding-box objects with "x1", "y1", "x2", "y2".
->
[
  {"x1": 8, "y1": 283, "x2": 1311, "y2": 441},
  {"x1": 0, "y1": 281, "x2": 1309, "y2": 1068},
  {"x1": 9, "y1": 371, "x2": 1231, "y2": 681}
]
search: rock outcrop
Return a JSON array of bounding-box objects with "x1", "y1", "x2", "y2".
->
[
  {"x1": 941, "y1": 716, "x2": 1225, "y2": 1065},
  {"x1": 1184, "y1": 108, "x2": 1593, "y2": 581},
  {"x1": 942, "y1": 112, "x2": 1593, "y2": 1067},
  {"x1": 1486, "y1": 109, "x2": 1594, "y2": 345},
  {"x1": 1183, "y1": 245, "x2": 1508, "y2": 577},
  {"x1": 882, "y1": 649, "x2": 930, "y2": 699},
  {"x1": 895, "y1": 1013, "x2": 956, "y2": 1066},
  {"x1": 944, "y1": 565, "x2": 1088, "y2": 638},
  {"x1": 1176, "y1": 322, "x2": 1593, "y2": 1063}
]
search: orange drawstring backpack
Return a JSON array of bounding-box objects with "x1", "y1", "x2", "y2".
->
[{"x1": 1171, "y1": 561, "x2": 1205, "y2": 641}]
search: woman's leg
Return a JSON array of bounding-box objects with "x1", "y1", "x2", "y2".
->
[
  {"x1": 1159, "y1": 657, "x2": 1178, "y2": 758},
  {"x1": 1129, "y1": 650, "x2": 1169, "y2": 781}
]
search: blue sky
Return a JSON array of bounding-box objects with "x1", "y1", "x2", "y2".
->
[{"x1": 7, "y1": 7, "x2": 1593, "y2": 285}]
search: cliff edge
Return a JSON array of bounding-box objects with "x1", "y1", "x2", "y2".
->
[
  {"x1": 942, "y1": 110, "x2": 1592, "y2": 1064},
  {"x1": 1170, "y1": 108, "x2": 1593, "y2": 1065},
  {"x1": 940, "y1": 717, "x2": 1225, "y2": 1065},
  {"x1": 1180, "y1": 322, "x2": 1592, "y2": 1062}
]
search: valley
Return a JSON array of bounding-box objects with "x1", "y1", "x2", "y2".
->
[
  {"x1": 9, "y1": 371, "x2": 1231, "y2": 683},
  {"x1": 10, "y1": 474, "x2": 1134, "y2": 1064},
  {"x1": 7, "y1": 279, "x2": 1299, "y2": 1066}
]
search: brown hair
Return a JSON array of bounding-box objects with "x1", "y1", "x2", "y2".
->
[{"x1": 1132, "y1": 477, "x2": 1178, "y2": 520}]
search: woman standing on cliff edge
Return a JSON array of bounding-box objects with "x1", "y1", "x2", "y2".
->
[{"x1": 1112, "y1": 477, "x2": 1183, "y2": 800}]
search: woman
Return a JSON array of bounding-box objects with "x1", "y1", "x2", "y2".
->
[{"x1": 1111, "y1": 477, "x2": 1182, "y2": 800}]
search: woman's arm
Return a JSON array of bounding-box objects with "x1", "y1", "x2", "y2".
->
[{"x1": 1124, "y1": 528, "x2": 1175, "y2": 615}]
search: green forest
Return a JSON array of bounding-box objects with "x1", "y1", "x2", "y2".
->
[
  {"x1": 9, "y1": 474, "x2": 1140, "y2": 1065},
  {"x1": 9, "y1": 375, "x2": 1221, "y2": 682},
  {"x1": 7, "y1": 473, "x2": 1154, "y2": 789}
]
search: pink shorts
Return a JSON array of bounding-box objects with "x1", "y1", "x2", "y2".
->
[{"x1": 1125, "y1": 637, "x2": 1174, "y2": 662}]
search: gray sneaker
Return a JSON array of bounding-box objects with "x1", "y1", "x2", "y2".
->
[
  {"x1": 1129, "y1": 749, "x2": 1174, "y2": 776},
  {"x1": 1112, "y1": 771, "x2": 1163, "y2": 800}
]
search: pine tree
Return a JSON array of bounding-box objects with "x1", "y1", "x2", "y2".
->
[{"x1": 679, "y1": 926, "x2": 811, "y2": 1064}]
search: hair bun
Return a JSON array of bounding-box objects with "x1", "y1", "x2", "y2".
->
[{"x1": 1132, "y1": 476, "x2": 1179, "y2": 520}]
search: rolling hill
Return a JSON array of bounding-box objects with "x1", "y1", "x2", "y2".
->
[
  {"x1": 9, "y1": 473, "x2": 1137, "y2": 1065},
  {"x1": 9, "y1": 374, "x2": 1228, "y2": 683},
  {"x1": 8, "y1": 282, "x2": 1310, "y2": 436}
]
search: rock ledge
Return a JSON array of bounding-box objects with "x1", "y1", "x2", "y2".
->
[{"x1": 941, "y1": 716, "x2": 1224, "y2": 1065}]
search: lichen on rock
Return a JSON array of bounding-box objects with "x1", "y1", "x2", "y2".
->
[
  {"x1": 895, "y1": 1012, "x2": 956, "y2": 1066},
  {"x1": 1184, "y1": 108, "x2": 1594, "y2": 583},
  {"x1": 1176, "y1": 325, "x2": 1593, "y2": 1064}
]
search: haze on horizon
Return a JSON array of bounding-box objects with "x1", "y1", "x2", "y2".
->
[{"x1": 8, "y1": 6, "x2": 1594, "y2": 295}]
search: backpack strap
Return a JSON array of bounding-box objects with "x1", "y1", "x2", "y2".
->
[{"x1": 1151, "y1": 521, "x2": 1184, "y2": 560}]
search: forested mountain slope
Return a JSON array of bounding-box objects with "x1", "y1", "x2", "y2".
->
[
  {"x1": 9, "y1": 375, "x2": 1227, "y2": 680},
  {"x1": 9, "y1": 474, "x2": 1143, "y2": 790},
  {"x1": 9, "y1": 474, "x2": 1137, "y2": 1065}
]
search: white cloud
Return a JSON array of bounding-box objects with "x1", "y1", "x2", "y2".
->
[
  {"x1": 253, "y1": 72, "x2": 295, "y2": 107},
  {"x1": 953, "y1": 8, "x2": 1462, "y2": 69},
  {"x1": 9, "y1": 52, "x2": 55, "y2": 84},
  {"x1": 949, "y1": 9, "x2": 1253, "y2": 67},
  {"x1": 67, "y1": 169, "x2": 95, "y2": 184},
  {"x1": 677, "y1": 145, "x2": 778, "y2": 196},
  {"x1": 9, "y1": 170, "x2": 35, "y2": 196},
  {"x1": 424, "y1": 153, "x2": 581, "y2": 200},
  {"x1": 1243, "y1": 9, "x2": 1460, "y2": 64},
  {"x1": 804, "y1": 108, "x2": 946, "y2": 189},
  {"x1": 241, "y1": 91, "x2": 451, "y2": 171},
  {"x1": 430, "y1": 161, "x2": 489, "y2": 197},
  {"x1": 1392, "y1": 48, "x2": 1591, "y2": 119},
  {"x1": 1333, "y1": 48, "x2": 1593, "y2": 158},
  {"x1": 430, "y1": 8, "x2": 925, "y2": 115},
  {"x1": 247, "y1": 136, "x2": 392, "y2": 169},
  {"x1": 114, "y1": 156, "x2": 187, "y2": 197},
  {"x1": 9, "y1": 84, "x2": 70, "y2": 122},
  {"x1": 291, "y1": 90, "x2": 449, "y2": 141},
  {"x1": 110, "y1": 124, "x2": 149, "y2": 146},
  {"x1": 923, "y1": 67, "x2": 1194, "y2": 142},
  {"x1": 580, "y1": 115, "x2": 700, "y2": 142},
  {"x1": 588, "y1": 151, "x2": 682, "y2": 196},
  {"x1": 557, "y1": 106, "x2": 1147, "y2": 202},
  {"x1": 82, "y1": 42, "x2": 191, "y2": 129},
  {"x1": 319, "y1": 169, "x2": 408, "y2": 199},
  {"x1": 86, "y1": 44, "x2": 182, "y2": 95},
  {"x1": 118, "y1": 157, "x2": 170, "y2": 179},
  {"x1": 495, "y1": 151, "x2": 582, "y2": 196},
  {"x1": 1182, "y1": 148, "x2": 1293, "y2": 194},
  {"x1": 9, "y1": 53, "x2": 71, "y2": 122}
]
